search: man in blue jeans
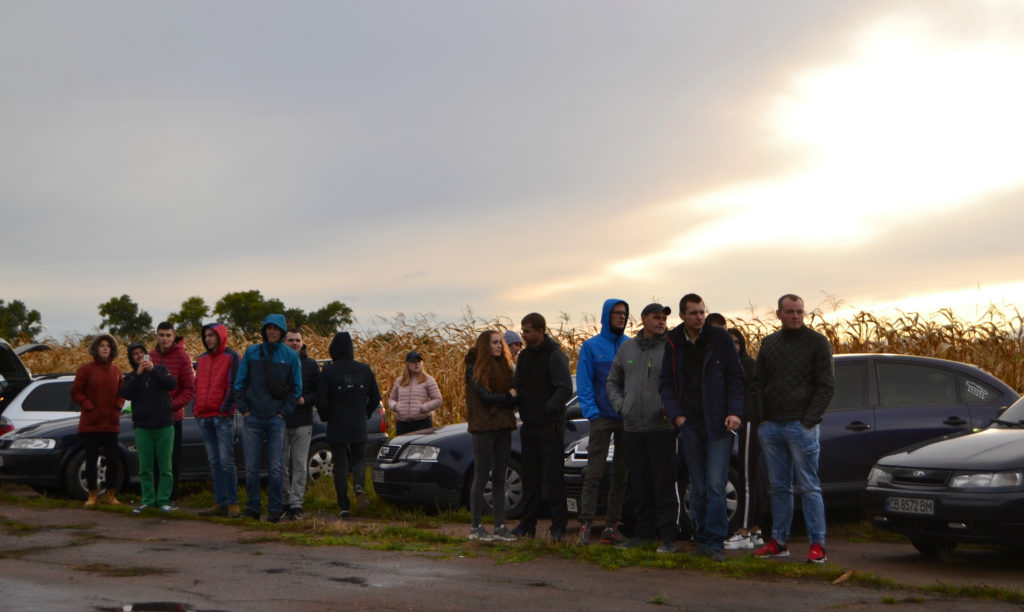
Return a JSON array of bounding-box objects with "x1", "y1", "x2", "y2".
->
[
  {"x1": 751, "y1": 294, "x2": 835, "y2": 564},
  {"x1": 660, "y1": 294, "x2": 744, "y2": 561},
  {"x1": 234, "y1": 314, "x2": 302, "y2": 522},
  {"x1": 194, "y1": 322, "x2": 241, "y2": 518}
]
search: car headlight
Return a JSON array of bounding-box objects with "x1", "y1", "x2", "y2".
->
[
  {"x1": 867, "y1": 466, "x2": 894, "y2": 486},
  {"x1": 399, "y1": 444, "x2": 440, "y2": 462},
  {"x1": 9, "y1": 438, "x2": 56, "y2": 450},
  {"x1": 949, "y1": 471, "x2": 1024, "y2": 489}
]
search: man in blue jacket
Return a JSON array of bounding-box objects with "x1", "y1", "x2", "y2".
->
[
  {"x1": 575, "y1": 299, "x2": 629, "y2": 546},
  {"x1": 234, "y1": 313, "x2": 302, "y2": 522},
  {"x1": 660, "y1": 294, "x2": 744, "y2": 560}
]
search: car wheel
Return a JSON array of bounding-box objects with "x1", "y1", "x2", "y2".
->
[
  {"x1": 682, "y1": 468, "x2": 741, "y2": 535},
  {"x1": 307, "y1": 441, "x2": 334, "y2": 481},
  {"x1": 481, "y1": 458, "x2": 525, "y2": 519},
  {"x1": 910, "y1": 537, "x2": 958, "y2": 560},
  {"x1": 63, "y1": 449, "x2": 123, "y2": 500}
]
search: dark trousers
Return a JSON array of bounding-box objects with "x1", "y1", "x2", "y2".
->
[
  {"x1": 396, "y1": 416, "x2": 432, "y2": 436},
  {"x1": 736, "y1": 420, "x2": 764, "y2": 530},
  {"x1": 470, "y1": 429, "x2": 512, "y2": 527},
  {"x1": 516, "y1": 421, "x2": 568, "y2": 534},
  {"x1": 331, "y1": 443, "x2": 366, "y2": 511},
  {"x1": 623, "y1": 429, "x2": 679, "y2": 542},
  {"x1": 80, "y1": 431, "x2": 119, "y2": 491}
]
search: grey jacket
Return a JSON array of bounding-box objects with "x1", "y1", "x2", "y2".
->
[{"x1": 605, "y1": 332, "x2": 670, "y2": 432}]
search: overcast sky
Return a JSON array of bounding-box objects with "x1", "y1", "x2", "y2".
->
[{"x1": 4, "y1": 1, "x2": 1024, "y2": 339}]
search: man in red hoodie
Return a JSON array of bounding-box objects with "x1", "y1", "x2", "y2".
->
[
  {"x1": 194, "y1": 322, "x2": 241, "y2": 517},
  {"x1": 150, "y1": 321, "x2": 195, "y2": 501}
]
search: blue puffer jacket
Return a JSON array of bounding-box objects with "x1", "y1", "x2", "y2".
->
[
  {"x1": 577, "y1": 298, "x2": 628, "y2": 421},
  {"x1": 234, "y1": 314, "x2": 302, "y2": 419}
]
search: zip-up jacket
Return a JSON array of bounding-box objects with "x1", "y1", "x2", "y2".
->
[
  {"x1": 659, "y1": 323, "x2": 744, "y2": 439},
  {"x1": 751, "y1": 325, "x2": 835, "y2": 427},
  {"x1": 193, "y1": 323, "x2": 240, "y2": 418},
  {"x1": 577, "y1": 298, "x2": 628, "y2": 421},
  {"x1": 388, "y1": 374, "x2": 443, "y2": 422},
  {"x1": 514, "y1": 334, "x2": 572, "y2": 426},
  {"x1": 149, "y1": 337, "x2": 195, "y2": 422},
  {"x1": 606, "y1": 331, "x2": 670, "y2": 432},
  {"x1": 121, "y1": 343, "x2": 176, "y2": 430},
  {"x1": 286, "y1": 348, "x2": 320, "y2": 428},
  {"x1": 234, "y1": 314, "x2": 302, "y2": 419}
]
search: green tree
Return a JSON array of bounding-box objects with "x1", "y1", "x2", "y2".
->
[
  {"x1": 167, "y1": 296, "x2": 209, "y2": 334},
  {"x1": 305, "y1": 300, "x2": 354, "y2": 336},
  {"x1": 284, "y1": 307, "x2": 307, "y2": 330},
  {"x1": 213, "y1": 290, "x2": 288, "y2": 336},
  {"x1": 98, "y1": 295, "x2": 153, "y2": 339},
  {"x1": 0, "y1": 299, "x2": 43, "y2": 342}
]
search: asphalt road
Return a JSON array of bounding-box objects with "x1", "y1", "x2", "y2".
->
[{"x1": 0, "y1": 502, "x2": 1021, "y2": 612}]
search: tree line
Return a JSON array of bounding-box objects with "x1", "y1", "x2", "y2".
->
[{"x1": 1, "y1": 292, "x2": 353, "y2": 343}]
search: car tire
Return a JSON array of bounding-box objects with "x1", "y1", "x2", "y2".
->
[
  {"x1": 681, "y1": 467, "x2": 741, "y2": 536},
  {"x1": 307, "y1": 441, "x2": 334, "y2": 481},
  {"x1": 910, "y1": 537, "x2": 958, "y2": 560},
  {"x1": 478, "y1": 458, "x2": 525, "y2": 520},
  {"x1": 63, "y1": 449, "x2": 123, "y2": 500}
]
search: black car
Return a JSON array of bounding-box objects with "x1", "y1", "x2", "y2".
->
[
  {"x1": 864, "y1": 393, "x2": 1024, "y2": 557},
  {"x1": 0, "y1": 401, "x2": 389, "y2": 500}
]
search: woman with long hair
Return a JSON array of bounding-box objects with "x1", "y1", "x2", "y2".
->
[
  {"x1": 465, "y1": 330, "x2": 518, "y2": 542},
  {"x1": 388, "y1": 351, "x2": 442, "y2": 435},
  {"x1": 70, "y1": 334, "x2": 125, "y2": 508}
]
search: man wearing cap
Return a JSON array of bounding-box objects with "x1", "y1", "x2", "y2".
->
[
  {"x1": 660, "y1": 294, "x2": 744, "y2": 561},
  {"x1": 574, "y1": 299, "x2": 629, "y2": 546},
  {"x1": 234, "y1": 313, "x2": 303, "y2": 522},
  {"x1": 606, "y1": 303, "x2": 678, "y2": 551},
  {"x1": 503, "y1": 330, "x2": 524, "y2": 361},
  {"x1": 388, "y1": 351, "x2": 442, "y2": 435}
]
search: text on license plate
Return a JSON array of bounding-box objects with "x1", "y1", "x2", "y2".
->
[
  {"x1": 885, "y1": 496, "x2": 934, "y2": 515},
  {"x1": 566, "y1": 498, "x2": 579, "y2": 513},
  {"x1": 371, "y1": 469, "x2": 384, "y2": 482}
]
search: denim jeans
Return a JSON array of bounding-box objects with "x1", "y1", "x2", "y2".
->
[
  {"x1": 758, "y1": 420, "x2": 826, "y2": 546},
  {"x1": 242, "y1": 414, "x2": 286, "y2": 516},
  {"x1": 283, "y1": 425, "x2": 312, "y2": 509},
  {"x1": 197, "y1": 416, "x2": 238, "y2": 507},
  {"x1": 579, "y1": 417, "x2": 627, "y2": 527},
  {"x1": 678, "y1": 423, "x2": 733, "y2": 552},
  {"x1": 136, "y1": 425, "x2": 174, "y2": 506}
]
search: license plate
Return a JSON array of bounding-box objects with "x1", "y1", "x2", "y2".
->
[
  {"x1": 566, "y1": 497, "x2": 578, "y2": 513},
  {"x1": 372, "y1": 469, "x2": 384, "y2": 482},
  {"x1": 885, "y1": 496, "x2": 934, "y2": 515}
]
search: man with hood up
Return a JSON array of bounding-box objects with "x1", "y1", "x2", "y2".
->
[
  {"x1": 150, "y1": 321, "x2": 195, "y2": 501},
  {"x1": 121, "y1": 342, "x2": 177, "y2": 513},
  {"x1": 574, "y1": 298, "x2": 629, "y2": 546},
  {"x1": 316, "y1": 332, "x2": 381, "y2": 519},
  {"x1": 194, "y1": 322, "x2": 242, "y2": 518},
  {"x1": 234, "y1": 314, "x2": 302, "y2": 522}
]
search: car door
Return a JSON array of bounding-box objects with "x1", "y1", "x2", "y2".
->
[
  {"x1": 179, "y1": 403, "x2": 212, "y2": 479},
  {"x1": 872, "y1": 360, "x2": 966, "y2": 462},
  {"x1": 818, "y1": 358, "x2": 873, "y2": 493}
]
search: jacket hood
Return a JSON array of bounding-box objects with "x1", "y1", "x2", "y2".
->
[
  {"x1": 329, "y1": 332, "x2": 354, "y2": 361},
  {"x1": 201, "y1": 322, "x2": 229, "y2": 356},
  {"x1": 126, "y1": 342, "x2": 147, "y2": 370},
  {"x1": 464, "y1": 346, "x2": 478, "y2": 366},
  {"x1": 260, "y1": 314, "x2": 288, "y2": 343},
  {"x1": 600, "y1": 298, "x2": 628, "y2": 338},
  {"x1": 88, "y1": 334, "x2": 119, "y2": 363}
]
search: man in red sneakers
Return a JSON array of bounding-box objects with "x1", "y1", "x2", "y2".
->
[{"x1": 750, "y1": 294, "x2": 834, "y2": 564}]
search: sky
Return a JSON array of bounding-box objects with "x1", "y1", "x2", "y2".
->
[{"x1": 4, "y1": 0, "x2": 1024, "y2": 340}]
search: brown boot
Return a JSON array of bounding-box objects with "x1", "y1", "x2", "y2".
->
[
  {"x1": 84, "y1": 490, "x2": 99, "y2": 508},
  {"x1": 227, "y1": 504, "x2": 242, "y2": 518},
  {"x1": 102, "y1": 490, "x2": 121, "y2": 506}
]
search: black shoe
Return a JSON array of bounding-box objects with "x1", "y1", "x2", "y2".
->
[
  {"x1": 616, "y1": 537, "x2": 645, "y2": 549},
  {"x1": 510, "y1": 525, "x2": 535, "y2": 539},
  {"x1": 243, "y1": 509, "x2": 261, "y2": 521},
  {"x1": 338, "y1": 510, "x2": 351, "y2": 519},
  {"x1": 267, "y1": 512, "x2": 283, "y2": 523},
  {"x1": 288, "y1": 508, "x2": 304, "y2": 520},
  {"x1": 550, "y1": 528, "x2": 565, "y2": 543}
]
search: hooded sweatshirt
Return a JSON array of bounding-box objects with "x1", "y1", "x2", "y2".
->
[
  {"x1": 72, "y1": 334, "x2": 125, "y2": 433},
  {"x1": 121, "y1": 342, "x2": 176, "y2": 430},
  {"x1": 514, "y1": 334, "x2": 573, "y2": 426},
  {"x1": 149, "y1": 335, "x2": 195, "y2": 422},
  {"x1": 316, "y1": 332, "x2": 381, "y2": 445},
  {"x1": 193, "y1": 323, "x2": 240, "y2": 418},
  {"x1": 234, "y1": 314, "x2": 302, "y2": 419},
  {"x1": 606, "y1": 330, "x2": 670, "y2": 432},
  {"x1": 577, "y1": 299, "x2": 628, "y2": 421}
]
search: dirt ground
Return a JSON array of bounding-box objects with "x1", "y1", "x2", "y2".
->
[{"x1": 1, "y1": 501, "x2": 1022, "y2": 612}]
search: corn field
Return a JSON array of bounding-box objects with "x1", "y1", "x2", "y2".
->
[{"x1": 18, "y1": 306, "x2": 1024, "y2": 432}]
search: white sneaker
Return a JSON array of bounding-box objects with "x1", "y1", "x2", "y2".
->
[
  {"x1": 468, "y1": 525, "x2": 493, "y2": 541},
  {"x1": 749, "y1": 531, "x2": 764, "y2": 547},
  {"x1": 723, "y1": 532, "x2": 754, "y2": 550}
]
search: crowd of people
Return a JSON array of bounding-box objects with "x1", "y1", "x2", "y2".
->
[{"x1": 70, "y1": 293, "x2": 834, "y2": 563}]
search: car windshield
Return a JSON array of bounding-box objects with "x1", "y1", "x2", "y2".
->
[{"x1": 994, "y1": 395, "x2": 1024, "y2": 424}]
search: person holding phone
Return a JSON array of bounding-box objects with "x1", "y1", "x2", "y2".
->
[{"x1": 121, "y1": 343, "x2": 177, "y2": 513}]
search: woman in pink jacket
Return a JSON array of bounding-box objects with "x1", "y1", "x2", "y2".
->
[{"x1": 388, "y1": 351, "x2": 443, "y2": 435}]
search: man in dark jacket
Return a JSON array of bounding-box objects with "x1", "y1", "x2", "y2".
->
[
  {"x1": 234, "y1": 314, "x2": 302, "y2": 522},
  {"x1": 121, "y1": 342, "x2": 177, "y2": 513},
  {"x1": 511, "y1": 312, "x2": 573, "y2": 541},
  {"x1": 659, "y1": 294, "x2": 744, "y2": 561},
  {"x1": 751, "y1": 294, "x2": 834, "y2": 564},
  {"x1": 282, "y1": 329, "x2": 320, "y2": 520},
  {"x1": 316, "y1": 331, "x2": 381, "y2": 519}
]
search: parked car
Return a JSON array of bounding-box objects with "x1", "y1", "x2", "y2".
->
[
  {"x1": 864, "y1": 392, "x2": 1024, "y2": 557},
  {"x1": 0, "y1": 339, "x2": 62, "y2": 436},
  {"x1": 565, "y1": 353, "x2": 1018, "y2": 533}
]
